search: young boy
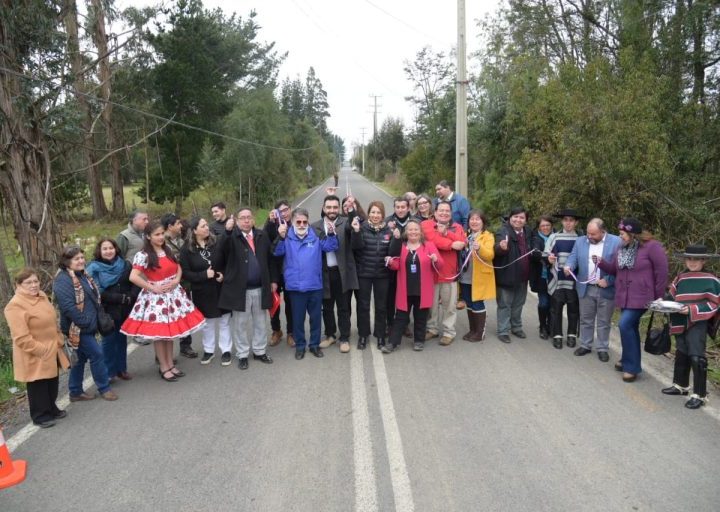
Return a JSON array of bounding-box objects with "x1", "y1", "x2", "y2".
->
[{"x1": 661, "y1": 244, "x2": 720, "y2": 409}]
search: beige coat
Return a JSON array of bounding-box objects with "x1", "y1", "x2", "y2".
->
[{"x1": 4, "y1": 290, "x2": 70, "y2": 382}]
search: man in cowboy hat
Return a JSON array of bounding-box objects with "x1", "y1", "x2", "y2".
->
[
  {"x1": 545, "y1": 208, "x2": 583, "y2": 349},
  {"x1": 661, "y1": 243, "x2": 720, "y2": 409},
  {"x1": 564, "y1": 218, "x2": 621, "y2": 362}
]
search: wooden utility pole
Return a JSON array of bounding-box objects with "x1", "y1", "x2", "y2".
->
[{"x1": 455, "y1": 0, "x2": 468, "y2": 197}]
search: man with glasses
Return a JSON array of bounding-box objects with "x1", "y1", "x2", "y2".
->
[
  {"x1": 264, "y1": 199, "x2": 295, "y2": 347},
  {"x1": 213, "y1": 207, "x2": 276, "y2": 370},
  {"x1": 274, "y1": 208, "x2": 338, "y2": 360}
]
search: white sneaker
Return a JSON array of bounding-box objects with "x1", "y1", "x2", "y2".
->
[{"x1": 319, "y1": 336, "x2": 336, "y2": 349}]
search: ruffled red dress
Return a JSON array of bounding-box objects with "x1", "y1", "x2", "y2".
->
[{"x1": 121, "y1": 251, "x2": 205, "y2": 340}]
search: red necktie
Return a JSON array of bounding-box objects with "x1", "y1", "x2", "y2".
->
[{"x1": 247, "y1": 232, "x2": 255, "y2": 253}]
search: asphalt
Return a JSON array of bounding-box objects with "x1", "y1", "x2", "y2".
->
[{"x1": 3, "y1": 168, "x2": 720, "y2": 511}]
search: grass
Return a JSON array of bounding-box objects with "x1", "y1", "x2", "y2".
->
[{"x1": 0, "y1": 360, "x2": 24, "y2": 404}]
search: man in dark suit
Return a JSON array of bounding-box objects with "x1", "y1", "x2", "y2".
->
[
  {"x1": 313, "y1": 195, "x2": 358, "y2": 354},
  {"x1": 213, "y1": 207, "x2": 276, "y2": 370}
]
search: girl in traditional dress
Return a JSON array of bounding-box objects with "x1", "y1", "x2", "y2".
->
[{"x1": 121, "y1": 221, "x2": 205, "y2": 382}]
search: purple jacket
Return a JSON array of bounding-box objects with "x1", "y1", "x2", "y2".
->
[{"x1": 598, "y1": 240, "x2": 668, "y2": 309}]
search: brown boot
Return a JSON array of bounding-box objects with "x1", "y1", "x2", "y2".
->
[
  {"x1": 468, "y1": 311, "x2": 486, "y2": 342},
  {"x1": 462, "y1": 310, "x2": 475, "y2": 340},
  {"x1": 269, "y1": 330, "x2": 283, "y2": 347}
]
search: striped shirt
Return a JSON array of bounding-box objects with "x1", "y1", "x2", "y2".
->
[{"x1": 668, "y1": 271, "x2": 720, "y2": 335}]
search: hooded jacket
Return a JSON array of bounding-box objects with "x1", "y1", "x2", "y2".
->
[{"x1": 274, "y1": 227, "x2": 338, "y2": 292}]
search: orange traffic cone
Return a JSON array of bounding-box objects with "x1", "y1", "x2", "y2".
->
[{"x1": 0, "y1": 426, "x2": 27, "y2": 489}]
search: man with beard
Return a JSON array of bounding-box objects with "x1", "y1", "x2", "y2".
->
[
  {"x1": 385, "y1": 196, "x2": 413, "y2": 335},
  {"x1": 563, "y1": 218, "x2": 621, "y2": 362},
  {"x1": 314, "y1": 195, "x2": 358, "y2": 354},
  {"x1": 264, "y1": 199, "x2": 295, "y2": 348},
  {"x1": 274, "y1": 208, "x2": 338, "y2": 359}
]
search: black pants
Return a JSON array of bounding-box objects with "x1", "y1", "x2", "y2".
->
[
  {"x1": 389, "y1": 296, "x2": 428, "y2": 347},
  {"x1": 322, "y1": 267, "x2": 351, "y2": 341},
  {"x1": 357, "y1": 276, "x2": 389, "y2": 338},
  {"x1": 26, "y1": 376, "x2": 61, "y2": 424},
  {"x1": 551, "y1": 288, "x2": 579, "y2": 337},
  {"x1": 386, "y1": 273, "x2": 398, "y2": 330},
  {"x1": 270, "y1": 281, "x2": 294, "y2": 333}
]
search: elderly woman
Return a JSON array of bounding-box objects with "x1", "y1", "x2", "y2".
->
[
  {"x1": 86, "y1": 238, "x2": 137, "y2": 382},
  {"x1": 661, "y1": 244, "x2": 720, "y2": 409},
  {"x1": 53, "y1": 246, "x2": 118, "y2": 401},
  {"x1": 597, "y1": 218, "x2": 668, "y2": 382},
  {"x1": 5, "y1": 269, "x2": 70, "y2": 428}
]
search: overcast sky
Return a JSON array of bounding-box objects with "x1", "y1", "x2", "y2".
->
[{"x1": 120, "y1": 0, "x2": 502, "y2": 151}]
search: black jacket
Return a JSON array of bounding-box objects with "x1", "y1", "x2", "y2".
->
[
  {"x1": 351, "y1": 223, "x2": 392, "y2": 279},
  {"x1": 179, "y1": 243, "x2": 226, "y2": 318},
  {"x1": 529, "y1": 229, "x2": 552, "y2": 293},
  {"x1": 210, "y1": 218, "x2": 230, "y2": 237},
  {"x1": 312, "y1": 217, "x2": 359, "y2": 297},
  {"x1": 100, "y1": 260, "x2": 139, "y2": 328},
  {"x1": 493, "y1": 224, "x2": 533, "y2": 288},
  {"x1": 212, "y1": 227, "x2": 276, "y2": 312}
]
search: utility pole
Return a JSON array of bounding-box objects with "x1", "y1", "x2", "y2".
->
[
  {"x1": 360, "y1": 127, "x2": 367, "y2": 176},
  {"x1": 369, "y1": 94, "x2": 382, "y2": 180},
  {"x1": 455, "y1": 0, "x2": 468, "y2": 197}
]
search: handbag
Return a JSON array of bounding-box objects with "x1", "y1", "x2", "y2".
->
[
  {"x1": 97, "y1": 305, "x2": 115, "y2": 336},
  {"x1": 62, "y1": 336, "x2": 79, "y2": 368},
  {"x1": 644, "y1": 311, "x2": 671, "y2": 355}
]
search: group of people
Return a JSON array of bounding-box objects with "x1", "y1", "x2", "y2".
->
[{"x1": 5, "y1": 180, "x2": 720, "y2": 429}]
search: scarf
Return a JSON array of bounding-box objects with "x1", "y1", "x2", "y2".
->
[
  {"x1": 86, "y1": 256, "x2": 125, "y2": 292},
  {"x1": 537, "y1": 231, "x2": 550, "y2": 279},
  {"x1": 618, "y1": 240, "x2": 639, "y2": 270},
  {"x1": 65, "y1": 269, "x2": 101, "y2": 348}
]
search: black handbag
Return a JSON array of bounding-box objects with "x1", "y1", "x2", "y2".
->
[
  {"x1": 97, "y1": 305, "x2": 115, "y2": 336},
  {"x1": 644, "y1": 311, "x2": 671, "y2": 355}
]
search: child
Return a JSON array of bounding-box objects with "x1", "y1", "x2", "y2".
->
[{"x1": 661, "y1": 244, "x2": 720, "y2": 409}]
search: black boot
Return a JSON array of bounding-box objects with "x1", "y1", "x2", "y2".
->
[
  {"x1": 357, "y1": 336, "x2": 367, "y2": 350},
  {"x1": 662, "y1": 351, "x2": 691, "y2": 395},
  {"x1": 538, "y1": 307, "x2": 549, "y2": 339},
  {"x1": 686, "y1": 356, "x2": 708, "y2": 409},
  {"x1": 376, "y1": 337, "x2": 386, "y2": 350}
]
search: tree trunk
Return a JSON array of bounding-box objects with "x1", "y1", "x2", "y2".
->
[
  {"x1": 688, "y1": 0, "x2": 706, "y2": 104},
  {"x1": 0, "y1": 78, "x2": 64, "y2": 277},
  {"x1": 90, "y1": 0, "x2": 125, "y2": 218},
  {"x1": 64, "y1": 0, "x2": 108, "y2": 219}
]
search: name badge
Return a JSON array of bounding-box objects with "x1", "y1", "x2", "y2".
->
[{"x1": 410, "y1": 264, "x2": 417, "y2": 273}]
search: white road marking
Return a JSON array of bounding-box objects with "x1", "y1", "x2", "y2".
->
[
  {"x1": 371, "y1": 347, "x2": 415, "y2": 512},
  {"x1": 7, "y1": 341, "x2": 141, "y2": 452},
  {"x1": 296, "y1": 179, "x2": 334, "y2": 208},
  {"x1": 351, "y1": 347, "x2": 379, "y2": 512}
]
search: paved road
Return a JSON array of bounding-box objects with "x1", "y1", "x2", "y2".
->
[{"x1": 3, "y1": 169, "x2": 720, "y2": 511}]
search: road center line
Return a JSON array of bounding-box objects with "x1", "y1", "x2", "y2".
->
[
  {"x1": 351, "y1": 347, "x2": 379, "y2": 512},
  {"x1": 370, "y1": 347, "x2": 415, "y2": 512}
]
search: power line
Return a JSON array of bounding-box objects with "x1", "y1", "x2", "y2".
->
[
  {"x1": 363, "y1": 0, "x2": 447, "y2": 46},
  {"x1": 0, "y1": 65, "x2": 326, "y2": 153}
]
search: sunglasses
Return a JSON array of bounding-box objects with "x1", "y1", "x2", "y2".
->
[{"x1": 294, "y1": 220, "x2": 308, "y2": 226}]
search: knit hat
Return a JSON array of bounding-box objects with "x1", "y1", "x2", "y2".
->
[{"x1": 618, "y1": 217, "x2": 642, "y2": 234}]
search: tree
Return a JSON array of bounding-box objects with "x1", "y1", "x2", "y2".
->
[
  {"x1": 0, "y1": 0, "x2": 64, "y2": 274},
  {"x1": 304, "y1": 67, "x2": 330, "y2": 134}
]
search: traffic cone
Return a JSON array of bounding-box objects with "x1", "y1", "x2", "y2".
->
[{"x1": 0, "y1": 426, "x2": 27, "y2": 489}]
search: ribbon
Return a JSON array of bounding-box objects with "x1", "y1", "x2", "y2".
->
[{"x1": 557, "y1": 262, "x2": 600, "y2": 285}]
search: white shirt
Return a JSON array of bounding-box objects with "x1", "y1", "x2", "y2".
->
[
  {"x1": 587, "y1": 234, "x2": 605, "y2": 283},
  {"x1": 324, "y1": 221, "x2": 338, "y2": 267}
]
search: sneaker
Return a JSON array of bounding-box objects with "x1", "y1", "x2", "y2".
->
[
  {"x1": 439, "y1": 336, "x2": 454, "y2": 346},
  {"x1": 319, "y1": 335, "x2": 336, "y2": 348},
  {"x1": 200, "y1": 352, "x2": 215, "y2": 365},
  {"x1": 101, "y1": 390, "x2": 118, "y2": 401},
  {"x1": 381, "y1": 345, "x2": 394, "y2": 354},
  {"x1": 413, "y1": 342, "x2": 424, "y2": 351},
  {"x1": 220, "y1": 352, "x2": 232, "y2": 366},
  {"x1": 424, "y1": 331, "x2": 439, "y2": 341},
  {"x1": 339, "y1": 341, "x2": 350, "y2": 353}
]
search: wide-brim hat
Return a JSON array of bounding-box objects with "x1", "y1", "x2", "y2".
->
[
  {"x1": 553, "y1": 208, "x2": 584, "y2": 220},
  {"x1": 674, "y1": 243, "x2": 720, "y2": 259}
]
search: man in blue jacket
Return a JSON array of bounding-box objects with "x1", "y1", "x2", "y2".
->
[
  {"x1": 564, "y1": 218, "x2": 621, "y2": 363},
  {"x1": 433, "y1": 180, "x2": 471, "y2": 228},
  {"x1": 274, "y1": 207, "x2": 339, "y2": 359}
]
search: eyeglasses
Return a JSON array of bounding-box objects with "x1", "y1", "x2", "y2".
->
[
  {"x1": 417, "y1": 200, "x2": 429, "y2": 205},
  {"x1": 279, "y1": 207, "x2": 290, "y2": 213},
  {"x1": 20, "y1": 279, "x2": 40, "y2": 286},
  {"x1": 294, "y1": 220, "x2": 308, "y2": 226}
]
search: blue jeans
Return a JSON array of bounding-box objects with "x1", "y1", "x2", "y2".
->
[
  {"x1": 69, "y1": 333, "x2": 111, "y2": 396},
  {"x1": 287, "y1": 290, "x2": 323, "y2": 350},
  {"x1": 102, "y1": 328, "x2": 127, "y2": 377},
  {"x1": 537, "y1": 290, "x2": 551, "y2": 310},
  {"x1": 460, "y1": 283, "x2": 486, "y2": 312},
  {"x1": 618, "y1": 308, "x2": 646, "y2": 374}
]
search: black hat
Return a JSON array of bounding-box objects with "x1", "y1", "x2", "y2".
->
[
  {"x1": 554, "y1": 208, "x2": 584, "y2": 220},
  {"x1": 618, "y1": 217, "x2": 642, "y2": 234},
  {"x1": 674, "y1": 243, "x2": 720, "y2": 259}
]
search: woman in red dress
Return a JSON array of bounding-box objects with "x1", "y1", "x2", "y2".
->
[{"x1": 121, "y1": 220, "x2": 205, "y2": 382}]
